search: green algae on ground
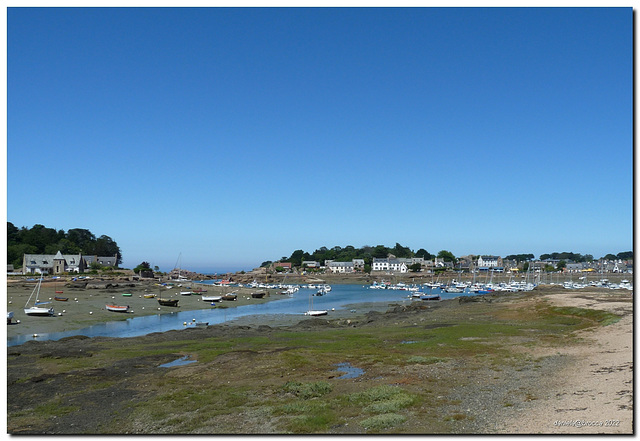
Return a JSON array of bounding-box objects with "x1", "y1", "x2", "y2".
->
[{"x1": 7, "y1": 290, "x2": 628, "y2": 434}]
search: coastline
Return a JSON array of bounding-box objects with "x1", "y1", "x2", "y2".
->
[
  {"x1": 6, "y1": 278, "x2": 285, "y2": 340},
  {"x1": 7, "y1": 285, "x2": 633, "y2": 434}
]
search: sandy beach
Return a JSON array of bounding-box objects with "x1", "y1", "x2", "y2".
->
[{"x1": 496, "y1": 288, "x2": 633, "y2": 434}]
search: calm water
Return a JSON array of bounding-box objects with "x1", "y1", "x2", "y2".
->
[{"x1": 7, "y1": 284, "x2": 473, "y2": 347}]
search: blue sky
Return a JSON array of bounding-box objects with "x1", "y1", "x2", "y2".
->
[{"x1": 7, "y1": 7, "x2": 633, "y2": 272}]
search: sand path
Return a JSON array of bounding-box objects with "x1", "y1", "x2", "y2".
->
[{"x1": 498, "y1": 290, "x2": 633, "y2": 434}]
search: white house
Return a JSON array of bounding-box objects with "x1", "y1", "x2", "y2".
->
[
  {"x1": 388, "y1": 259, "x2": 408, "y2": 273},
  {"x1": 328, "y1": 261, "x2": 355, "y2": 273},
  {"x1": 372, "y1": 258, "x2": 389, "y2": 272},
  {"x1": 477, "y1": 255, "x2": 500, "y2": 268}
]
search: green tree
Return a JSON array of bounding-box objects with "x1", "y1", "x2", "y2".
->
[
  {"x1": 556, "y1": 260, "x2": 567, "y2": 271},
  {"x1": 94, "y1": 235, "x2": 122, "y2": 264},
  {"x1": 617, "y1": 251, "x2": 633, "y2": 260},
  {"x1": 372, "y1": 245, "x2": 388, "y2": 258},
  {"x1": 7, "y1": 222, "x2": 19, "y2": 245},
  {"x1": 437, "y1": 250, "x2": 456, "y2": 263},
  {"x1": 7, "y1": 243, "x2": 38, "y2": 268},
  {"x1": 409, "y1": 263, "x2": 422, "y2": 272},
  {"x1": 415, "y1": 248, "x2": 433, "y2": 260},
  {"x1": 393, "y1": 243, "x2": 413, "y2": 258},
  {"x1": 133, "y1": 261, "x2": 151, "y2": 273},
  {"x1": 22, "y1": 224, "x2": 60, "y2": 253},
  {"x1": 66, "y1": 228, "x2": 97, "y2": 253}
]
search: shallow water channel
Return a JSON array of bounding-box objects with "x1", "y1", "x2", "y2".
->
[
  {"x1": 8, "y1": 284, "x2": 477, "y2": 346},
  {"x1": 158, "y1": 355, "x2": 197, "y2": 368}
]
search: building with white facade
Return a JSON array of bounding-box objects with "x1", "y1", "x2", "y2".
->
[
  {"x1": 372, "y1": 258, "x2": 389, "y2": 272},
  {"x1": 328, "y1": 261, "x2": 355, "y2": 273},
  {"x1": 477, "y1": 255, "x2": 500, "y2": 268},
  {"x1": 388, "y1": 258, "x2": 408, "y2": 273}
]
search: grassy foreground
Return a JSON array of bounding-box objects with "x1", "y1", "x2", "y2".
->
[{"x1": 7, "y1": 289, "x2": 623, "y2": 434}]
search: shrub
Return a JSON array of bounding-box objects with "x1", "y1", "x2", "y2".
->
[
  {"x1": 360, "y1": 413, "x2": 406, "y2": 430},
  {"x1": 282, "y1": 381, "x2": 332, "y2": 399}
]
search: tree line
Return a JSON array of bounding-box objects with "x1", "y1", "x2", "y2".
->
[
  {"x1": 7, "y1": 222, "x2": 122, "y2": 269},
  {"x1": 539, "y1": 251, "x2": 632, "y2": 262},
  {"x1": 261, "y1": 243, "x2": 455, "y2": 269},
  {"x1": 261, "y1": 244, "x2": 633, "y2": 269}
]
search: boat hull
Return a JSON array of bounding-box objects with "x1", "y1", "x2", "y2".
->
[
  {"x1": 305, "y1": 310, "x2": 328, "y2": 316},
  {"x1": 202, "y1": 296, "x2": 222, "y2": 302},
  {"x1": 106, "y1": 304, "x2": 130, "y2": 313},
  {"x1": 158, "y1": 299, "x2": 179, "y2": 307},
  {"x1": 24, "y1": 307, "x2": 54, "y2": 316}
]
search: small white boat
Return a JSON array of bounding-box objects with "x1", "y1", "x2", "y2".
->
[
  {"x1": 180, "y1": 291, "x2": 192, "y2": 296},
  {"x1": 305, "y1": 310, "x2": 328, "y2": 316},
  {"x1": 7, "y1": 311, "x2": 14, "y2": 324},
  {"x1": 202, "y1": 295, "x2": 222, "y2": 302},
  {"x1": 106, "y1": 304, "x2": 130, "y2": 313},
  {"x1": 305, "y1": 292, "x2": 328, "y2": 316},
  {"x1": 24, "y1": 276, "x2": 54, "y2": 316}
]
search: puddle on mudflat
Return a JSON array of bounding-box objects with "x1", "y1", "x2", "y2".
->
[
  {"x1": 401, "y1": 340, "x2": 418, "y2": 344},
  {"x1": 159, "y1": 355, "x2": 197, "y2": 368},
  {"x1": 335, "y1": 362, "x2": 365, "y2": 379}
]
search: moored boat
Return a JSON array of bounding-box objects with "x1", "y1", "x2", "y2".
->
[
  {"x1": 158, "y1": 298, "x2": 179, "y2": 307},
  {"x1": 251, "y1": 292, "x2": 266, "y2": 298},
  {"x1": 202, "y1": 295, "x2": 222, "y2": 302},
  {"x1": 106, "y1": 304, "x2": 130, "y2": 313},
  {"x1": 222, "y1": 293, "x2": 237, "y2": 301},
  {"x1": 24, "y1": 276, "x2": 54, "y2": 316},
  {"x1": 54, "y1": 296, "x2": 69, "y2": 301},
  {"x1": 305, "y1": 310, "x2": 328, "y2": 316}
]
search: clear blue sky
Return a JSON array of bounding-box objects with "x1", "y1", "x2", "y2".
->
[{"x1": 7, "y1": 7, "x2": 633, "y2": 273}]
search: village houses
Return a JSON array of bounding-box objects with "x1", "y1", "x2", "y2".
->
[{"x1": 22, "y1": 251, "x2": 119, "y2": 275}]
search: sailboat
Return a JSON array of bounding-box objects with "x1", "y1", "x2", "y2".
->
[
  {"x1": 24, "y1": 276, "x2": 55, "y2": 316},
  {"x1": 305, "y1": 291, "x2": 328, "y2": 316},
  {"x1": 172, "y1": 253, "x2": 191, "y2": 283}
]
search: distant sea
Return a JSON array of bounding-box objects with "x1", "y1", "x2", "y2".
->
[{"x1": 197, "y1": 267, "x2": 252, "y2": 275}]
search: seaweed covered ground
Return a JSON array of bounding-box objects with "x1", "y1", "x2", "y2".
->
[{"x1": 7, "y1": 286, "x2": 633, "y2": 434}]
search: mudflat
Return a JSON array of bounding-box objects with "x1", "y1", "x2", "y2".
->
[
  {"x1": 7, "y1": 285, "x2": 632, "y2": 434},
  {"x1": 7, "y1": 278, "x2": 282, "y2": 340}
]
